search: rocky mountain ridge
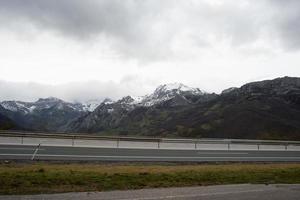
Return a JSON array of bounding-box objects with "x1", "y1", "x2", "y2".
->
[
  {"x1": 1, "y1": 77, "x2": 300, "y2": 140},
  {"x1": 0, "y1": 83, "x2": 206, "y2": 132}
]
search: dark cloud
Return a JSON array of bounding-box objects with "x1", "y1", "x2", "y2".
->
[
  {"x1": 0, "y1": 0, "x2": 300, "y2": 61},
  {"x1": 0, "y1": 0, "x2": 141, "y2": 39},
  {"x1": 0, "y1": 0, "x2": 170, "y2": 61}
]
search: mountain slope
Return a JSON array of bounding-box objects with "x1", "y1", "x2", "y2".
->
[
  {"x1": 115, "y1": 77, "x2": 300, "y2": 139},
  {"x1": 0, "y1": 97, "x2": 87, "y2": 131},
  {"x1": 1, "y1": 78, "x2": 300, "y2": 140},
  {"x1": 66, "y1": 77, "x2": 300, "y2": 140},
  {"x1": 0, "y1": 105, "x2": 17, "y2": 130},
  {"x1": 65, "y1": 83, "x2": 212, "y2": 133}
]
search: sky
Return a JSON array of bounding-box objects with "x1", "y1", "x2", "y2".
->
[{"x1": 1, "y1": 0, "x2": 300, "y2": 102}]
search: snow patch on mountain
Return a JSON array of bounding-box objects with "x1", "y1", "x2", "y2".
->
[
  {"x1": 81, "y1": 99, "x2": 103, "y2": 112},
  {"x1": 0, "y1": 101, "x2": 31, "y2": 114},
  {"x1": 1, "y1": 101, "x2": 19, "y2": 112},
  {"x1": 131, "y1": 96, "x2": 144, "y2": 104},
  {"x1": 28, "y1": 105, "x2": 36, "y2": 112},
  {"x1": 157, "y1": 83, "x2": 204, "y2": 95},
  {"x1": 107, "y1": 108, "x2": 114, "y2": 113},
  {"x1": 81, "y1": 98, "x2": 115, "y2": 112}
]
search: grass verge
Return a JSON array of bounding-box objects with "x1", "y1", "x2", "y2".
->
[{"x1": 0, "y1": 163, "x2": 300, "y2": 195}]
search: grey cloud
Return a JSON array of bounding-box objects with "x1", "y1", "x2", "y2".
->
[
  {"x1": 0, "y1": 0, "x2": 173, "y2": 61},
  {"x1": 1, "y1": 0, "x2": 300, "y2": 61},
  {"x1": 0, "y1": 0, "x2": 139, "y2": 39},
  {"x1": 266, "y1": 0, "x2": 300, "y2": 50}
]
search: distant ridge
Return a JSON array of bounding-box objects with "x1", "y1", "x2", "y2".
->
[{"x1": 1, "y1": 77, "x2": 300, "y2": 140}]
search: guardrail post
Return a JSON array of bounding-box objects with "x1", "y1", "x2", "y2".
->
[
  {"x1": 285, "y1": 144, "x2": 288, "y2": 150},
  {"x1": 117, "y1": 139, "x2": 120, "y2": 148},
  {"x1": 257, "y1": 144, "x2": 260, "y2": 151},
  {"x1": 72, "y1": 136, "x2": 75, "y2": 147}
]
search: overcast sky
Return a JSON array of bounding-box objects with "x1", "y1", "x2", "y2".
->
[{"x1": 1, "y1": 0, "x2": 300, "y2": 102}]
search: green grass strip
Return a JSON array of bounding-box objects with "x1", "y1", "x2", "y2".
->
[{"x1": 0, "y1": 163, "x2": 300, "y2": 195}]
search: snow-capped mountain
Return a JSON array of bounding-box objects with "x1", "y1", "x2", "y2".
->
[
  {"x1": 0, "y1": 97, "x2": 84, "y2": 114},
  {"x1": 0, "y1": 82, "x2": 212, "y2": 133},
  {"x1": 139, "y1": 83, "x2": 205, "y2": 106},
  {"x1": 63, "y1": 77, "x2": 300, "y2": 140},
  {"x1": 93, "y1": 83, "x2": 206, "y2": 109},
  {"x1": 0, "y1": 97, "x2": 87, "y2": 131},
  {"x1": 0, "y1": 83, "x2": 206, "y2": 115},
  {"x1": 100, "y1": 83, "x2": 207, "y2": 112},
  {"x1": 157, "y1": 83, "x2": 204, "y2": 94},
  {"x1": 1, "y1": 101, "x2": 32, "y2": 114},
  {"x1": 64, "y1": 83, "x2": 211, "y2": 132},
  {"x1": 81, "y1": 99, "x2": 106, "y2": 112},
  {"x1": 2, "y1": 78, "x2": 300, "y2": 140}
]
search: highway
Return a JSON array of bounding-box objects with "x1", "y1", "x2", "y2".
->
[{"x1": 0, "y1": 144, "x2": 300, "y2": 162}]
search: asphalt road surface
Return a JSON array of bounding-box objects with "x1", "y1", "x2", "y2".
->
[
  {"x1": 0, "y1": 144, "x2": 300, "y2": 162},
  {"x1": 1, "y1": 184, "x2": 300, "y2": 200}
]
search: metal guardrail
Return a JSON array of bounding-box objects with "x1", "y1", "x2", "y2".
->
[
  {"x1": 0, "y1": 130, "x2": 160, "y2": 142},
  {"x1": 0, "y1": 130, "x2": 300, "y2": 150}
]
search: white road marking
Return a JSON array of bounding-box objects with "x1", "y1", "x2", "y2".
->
[
  {"x1": 0, "y1": 147, "x2": 44, "y2": 150},
  {"x1": 0, "y1": 154, "x2": 299, "y2": 160},
  {"x1": 197, "y1": 152, "x2": 249, "y2": 155}
]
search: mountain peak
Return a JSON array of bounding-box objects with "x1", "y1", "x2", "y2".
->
[
  {"x1": 81, "y1": 99, "x2": 104, "y2": 112},
  {"x1": 154, "y1": 82, "x2": 204, "y2": 95},
  {"x1": 155, "y1": 83, "x2": 204, "y2": 95},
  {"x1": 102, "y1": 98, "x2": 114, "y2": 104},
  {"x1": 138, "y1": 83, "x2": 206, "y2": 107},
  {"x1": 118, "y1": 96, "x2": 135, "y2": 104},
  {"x1": 157, "y1": 82, "x2": 194, "y2": 91},
  {"x1": 36, "y1": 97, "x2": 62, "y2": 103}
]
